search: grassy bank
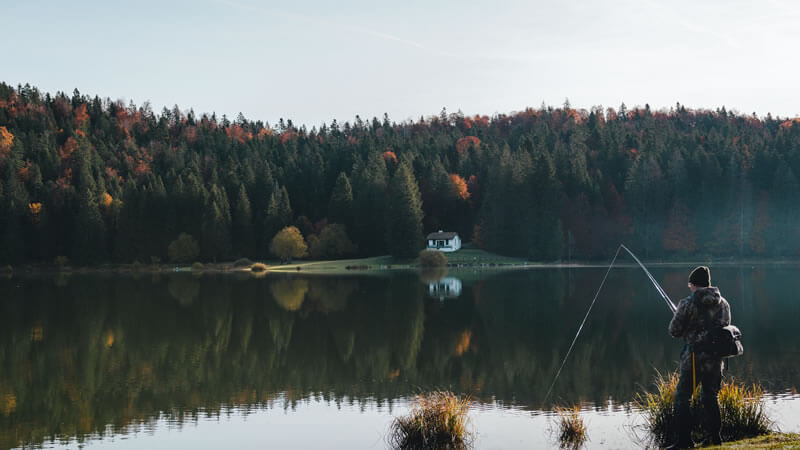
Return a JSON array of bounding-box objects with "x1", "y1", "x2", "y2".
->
[{"x1": 706, "y1": 433, "x2": 800, "y2": 448}]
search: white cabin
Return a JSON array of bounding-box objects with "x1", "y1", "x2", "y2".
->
[{"x1": 426, "y1": 231, "x2": 461, "y2": 252}]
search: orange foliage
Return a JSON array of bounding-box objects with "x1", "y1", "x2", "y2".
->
[
  {"x1": 59, "y1": 137, "x2": 78, "y2": 160},
  {"x1": 74, "y1": 103, "x2": 89, "y2": 128},
  {"x1": 779, "y1": 118, "x2": 800, "y2": 129},
  {"x1": 628, "y1": 148, "x2": 638, "y2": 158},
  {"x1": 449, "y1": 173, "x2": 470, "y2": 200},
  {"x1": 256, "y1": 128, "x2": 271, "y2": 140},
  {"x1": 226, "y1": 125, "x2": 252, "y2": 144},
  {"x1": 382, "y1": 150, "x2": 398, "y2": 164},
  {"x1": 456, "y1": 136, "x2": 481, "y2": 154},
  {"x1": 101, "y1": 192, "x2": 113, "y2": 208},
  {"x1": 0, "y1": 126, "x2": 13, "y2": 156},
  {"x1": 28, "y1": 202, "x2": 42, "y2": 217},
  {"x1": 472, "y1": 115, "x2": 490, "y2": 127}
]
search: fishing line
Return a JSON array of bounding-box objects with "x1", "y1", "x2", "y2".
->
[
  {"x1": 543, "y1": 245, "x2": 622, "y2": 403},
  {"x1": 543, "y1": 244, "x2": 678, "y2": 404},
  {"x1": 620, "y1": 244, "x2": 676, "y2": 313}
]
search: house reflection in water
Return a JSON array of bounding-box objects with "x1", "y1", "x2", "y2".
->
[{"x1": 428, "y1": 277, "x2": 463, "y2": 300}]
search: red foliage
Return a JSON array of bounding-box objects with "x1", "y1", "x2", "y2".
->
[
  {"x1": 280, "y1": 131, "x2": 296, "y2": 144},
  {"x1": 347, "y1": 136, "x2": 358, "y2": 145},
  {"x1": 134, "y1": 159, "x2": 151, "y2": 176},
  {"x1": 185, "y1": 126, "x2": 198, "y2": 144},
  {"x1": 449, "y1": 174, "x2": 470, "y2": 200},
  {"x1": 456, "y1": 136, "x2": 481, "y2": 155},
  {"x1": 59, "y1": 137, "x2": 78, "y2": 160},
  {"x1": 17, "y1": 162, "x2": 31, "y2": 182},
  {"x1": 382, "y1": 150, "x2": 397, "y2": 164}
]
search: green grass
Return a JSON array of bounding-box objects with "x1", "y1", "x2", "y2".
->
[
  {"x1": 706, "y1": 433, "x2": 800, "y2": 448},
  {"x1": 635, "y1": 371, "x2": 772, "y2": 447},
  {"x1": 555, "y1": 406, "x2": 588, "y2": 449},
  {"x1": 388, "y1": 391, "x2": 473, "y2": 449}
]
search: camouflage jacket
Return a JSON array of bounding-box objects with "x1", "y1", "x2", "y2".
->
[{"x1": 669, "y1": 286, "x2": 731, "y2": 347}]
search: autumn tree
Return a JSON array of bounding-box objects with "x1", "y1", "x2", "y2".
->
[{"x1": 270, "y1": 226, "x2": 308, "y2": 262}]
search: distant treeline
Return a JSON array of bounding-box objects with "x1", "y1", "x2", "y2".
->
[{"x1": 1, "y1": 82, "x2": 799, "y2": 264}]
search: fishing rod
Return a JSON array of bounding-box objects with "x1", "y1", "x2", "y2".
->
[
  {"x1": 620, "y1": 244, "x2": 677, "y2": 314},
  {"x1": 543, "y1": 243, "x2": 677, "y2": 403}
]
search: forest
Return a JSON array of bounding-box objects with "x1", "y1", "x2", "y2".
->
[{"x1": 1, "y1": 82, "x2": 800, "y2": 264}]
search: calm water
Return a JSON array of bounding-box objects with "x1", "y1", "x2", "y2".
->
[{"x1": 1, "y1": 266, "x2": 798, "y2": 449}]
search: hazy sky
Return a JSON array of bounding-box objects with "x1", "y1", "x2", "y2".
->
[{"x1": 4, "y1": 0, "x2": 800, "y2": 127}]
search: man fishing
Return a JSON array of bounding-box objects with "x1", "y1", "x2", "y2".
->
[{"x1": 666, "y1": 266, "x2": 731, "y2": 449}]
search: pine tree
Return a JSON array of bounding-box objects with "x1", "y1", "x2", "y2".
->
[
  {"x1": 385, "y1": 162, "x2": 424, "y2": 258},
  {"x1": 328, "y1": 172, "x2": 353, "y2": 227},
  {"x1": 72, "y1": 188, "x2": 106, "y2": 264},
  {"x1": 233, "y1": 184, "x2": 255, "y2": 257}
]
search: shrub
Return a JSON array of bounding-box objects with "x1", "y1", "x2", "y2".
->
[
  {"x1": 270, "y1": 226, "x2": 308, "y2": 262},
  {"x1": 388, "y1": 391, "x2": 472, "y2": 449},
  {"x1": 251, "y1": 263, "x2": 268, "y2": 272},
  {"x1": 555, "y1": 406, "x2": 587, "y2": 449},
  {"x1": 635, "y1": 371, "x2": 772, "y2": 446},
  {"x1": 234, "y1": 258, "x2": 254, "y2": 267},
  {"x1": 191, "y1": 262, "x2": 204, "y2": 271},
  {"x1": 168, "y1": 233, "x2": 200, "y2": 263},
  {"x1": 308, "y1": 224, "x2": 357, "y2": 259},
  {"x1": 419, "y1": 249, "x2": 447, "y2": 268}
]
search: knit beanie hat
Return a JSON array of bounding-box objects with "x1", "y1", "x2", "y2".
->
[{"x1": 689, "y1": 266, "x2": 710, "y2": 287}]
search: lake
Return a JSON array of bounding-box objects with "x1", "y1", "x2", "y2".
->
[{"x1": 1, "y1": 265, "x2": 798, "y2": 449}]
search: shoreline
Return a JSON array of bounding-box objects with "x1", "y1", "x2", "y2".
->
[{"x1": 3, "y1": 256, "x2": 800, "y2": 277}]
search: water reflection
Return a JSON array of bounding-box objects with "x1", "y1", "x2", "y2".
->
[
  {"x1": 0, "y1": 267, "x2": 798, "y2": 449},
  {"x1": 428, "y1": 277, "x2": 463, "y2": 299}
]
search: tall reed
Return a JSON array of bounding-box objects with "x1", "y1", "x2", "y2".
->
[
  {"x1": 635, "y1": 371, "x2": 772, "y2": 446},
  {"x1": 388, "y1": 391, "x2": 473, "y2": 449},
  {"x1": 555, "y1": 405, "x2": 587, "y2": 449}
]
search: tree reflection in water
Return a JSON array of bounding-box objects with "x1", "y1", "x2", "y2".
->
[{"x1": 0, "y1": 267, "x2": 798, "y2": 448}]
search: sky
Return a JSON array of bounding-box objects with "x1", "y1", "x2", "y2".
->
[{"x1": 3, "y1": 0, "x2": 800, "y2": 127}]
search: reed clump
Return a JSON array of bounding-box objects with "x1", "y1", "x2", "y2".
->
[
  {"x1": 555, "y1": 406, "x2": 587, "y2": 449},
  {"x1": 635, "y1": 371, "x2": 772, "y2": 446},
  {"x1": 388, "y1": 391, "x2": 473, "y2": 450},
  {"x1": 250, "y1": 263, "x2": 268, "y2": 272}
]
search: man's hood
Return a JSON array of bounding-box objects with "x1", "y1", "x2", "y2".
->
[{"x1": 694, "y1": 286, "x2": 721, "y2": 306}]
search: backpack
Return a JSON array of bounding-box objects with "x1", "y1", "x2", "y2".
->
[{"x1": 693, "y1": 296, "x2": 744, "y2": 359}]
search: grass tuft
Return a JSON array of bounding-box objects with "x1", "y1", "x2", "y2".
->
[
  {"x1": 388, "y1": 391, "x2": 473, "y2": 449},
  {"x1": 635, "y1": 371, "x2": 772, "y2": 446},
  {"x1": 555, "y1": 406, "x2": 587, "y2": 449},
  {"x1": 191, "y1": 262, "x2": 204, "y2": 271}
]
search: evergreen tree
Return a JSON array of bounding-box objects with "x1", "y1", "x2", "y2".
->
[
  {"x1": 233, "y1": 184, "x2": 254, "y2": 257},
  {"x1": 385, "y1": 162, "x2": 424, "y2": 258},
  {"x1": 72, "y1": 189, "x2": 106, "y2": 264},
  {"x1": 328, "y1": 172, "x2": 353, "y2": 228}
]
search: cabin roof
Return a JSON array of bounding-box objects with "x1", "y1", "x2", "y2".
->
[{"x1": 427, "y1": 231, "x2": 458, "y2": 240}]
